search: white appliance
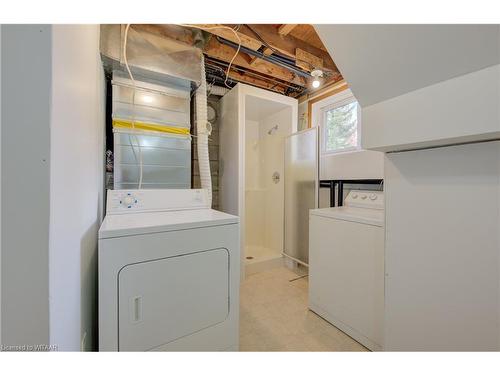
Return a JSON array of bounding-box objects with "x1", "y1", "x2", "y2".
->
[
  {"x1": 309, "y1": 190, "x2": 384, "y2": 351},
  {"x1": 98, "y1": 189, "x2": 240, "y2": 351}
]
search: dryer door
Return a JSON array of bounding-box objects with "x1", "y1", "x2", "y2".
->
[{"x1": 118, "y1": 248, "x2": 229, "y2": 351}]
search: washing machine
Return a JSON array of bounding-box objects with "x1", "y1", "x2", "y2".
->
[
  {"x1": 98, "y1": 189, "x2": 240, "y2": 351},
  {"x1": 309, "y1": 190, "x2": 384, "y2": 351}
]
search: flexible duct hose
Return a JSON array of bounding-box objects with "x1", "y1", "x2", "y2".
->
[{"x1": 196, "y1": 56, "x2": 212, "y2": 207}]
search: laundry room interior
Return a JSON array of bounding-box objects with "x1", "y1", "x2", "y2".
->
[{"x1": 1, "y1": 21, "x2": 500, "y2": 356}]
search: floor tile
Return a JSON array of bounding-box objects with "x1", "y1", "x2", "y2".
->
[{"x1": 239, "y1": 265, "x2": 368, "y2": 352}]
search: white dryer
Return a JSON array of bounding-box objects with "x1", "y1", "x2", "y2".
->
[
  {"x1": 98, "y1": 189, "x2": 240, "y2": 351},
  {"x1": 309, "y1": 190, "x2": 384, "y2": 351}
]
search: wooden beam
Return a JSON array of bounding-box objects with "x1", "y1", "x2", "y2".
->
[
  {"x1": 204, "y1": 38, "x2": 306, "y2": 86},
  {"x1": 192, "y1": 24, "x2": 262, "y2": 51},
  {"x1": 127, "y1": 24, "x2": 313, "y2": 95},
  {"x1": 194, "y1": 24, "x2": 337, "y2": 74},
  {"x1": 249, "y1": 47, "x2": 273, "y2": 66},
  {"x1": 278, "y1": 24, "x2": 298, "y2": 36},
  {"x1": 225, "y1": 69, "x2": 287, "y2": 94},
  {"x1": 240, "y1": 24, "x2": 339, "y2": 74},
  {"x1": 296, "y1": 48, "x2": 323, "y2": 71},
  {"x1": 134, "y1": 24, "x2": 305, "y2": 86}
]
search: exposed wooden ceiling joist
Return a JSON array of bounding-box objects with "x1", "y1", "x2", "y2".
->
[
  {"x1": 192, "y1": 24, "x2": 262, "y2": 51},
  {"x1": 249, "y1": 47, "x2": 273, "y2": 66},
  {"x1": 203, "y1": 37, "x2": 306, "y2": 87},
  {"x1": 192, "y1": 24, "x2": 332, "y2": 71},
  {"x1": 296, "y1": 48, "x2": 323, "y2": 71},
  {"x1": 133, "y1": 24, "x2": 304, "y2": 94},
  {"x1": 278, "y1": 24, "x2": 298, "y2": 36},
  {"x1": 221, "y1": 67, "x2": 287, "y2": 94},
  {"x1": 206, "y1": 57, "x2": 303, "y2": 95},
  {"x1": 289, "y1": 24, "x2": 327, "y2": 51},
  {"x1": 239, "y1": 24, "x2": 339, "y2": 74},
  {"x1": 130, "y1": 24, "x2": 342, "y2": 96}
]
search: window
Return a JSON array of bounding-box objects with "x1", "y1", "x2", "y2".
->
[{"x1": 317, "y1": 90, "x2": 361, "y2": 154}]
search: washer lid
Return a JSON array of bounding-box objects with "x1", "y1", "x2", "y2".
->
[
  {"x1": 310, "y1": 206, "x2": 384, "y2": 227},
  {"x1": 99, "y1": 208, "x2": 239, "y2": 239}
]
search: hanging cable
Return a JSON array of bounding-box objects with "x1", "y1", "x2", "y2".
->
[{"x1": 123, "y1": 24, "x2": 144, "y2": 189}]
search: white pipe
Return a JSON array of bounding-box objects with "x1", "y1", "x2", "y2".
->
[{"x1": 196, "y1": 56, "x2": 212, "y2": 207}]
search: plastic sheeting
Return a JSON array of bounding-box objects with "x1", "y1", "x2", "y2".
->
[
  {"x1": 283, "y1": 128, "x2": 319, "y2": 265},
  {"x1": 100, "y1": 24, "x2": 202, "y2": 85}
]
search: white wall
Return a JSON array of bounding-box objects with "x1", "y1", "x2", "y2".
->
[
  {"x1": 244, "y1": 120, "x2": 264, "y2": 248},
  {"x1": 261, "y1": 107, "x2": 292, "y2": 253},
  {"x1": 0, "y1": 24, "x2": 3, "y2": 346},
  {"x1": 315, "y1": 25, "x2": 500, "y2": 152},
  {"x1": 315, "y1": 25, "x2": 500, "y2": 107},
  {"x1": 219, "y1": 85, "x2": 241, "y2": 217},
  {"x1": 1, "y1": 25, "x2": 105, "y2": 351},
  {"x1": 384, "y1": 141, "x2": 500, "y2": 350},
  {"x1": 297, "y1": 101, "x2": 308, "y2": 131},
  {"x1": 1, "y1": 25, "x2": 52, "y2": 349},
  {"x1": 319, "y1": 150, "x2": 383, "y2": 180},
  {"x1": 244, "y1": 120, "x2": 261, "y2": 190},
  {"x1": 49, "y1": 25, "x2": 105, "y2": 351},
  {"x1": 362, "y1": 64, "x2": 500, "y2": 152}
]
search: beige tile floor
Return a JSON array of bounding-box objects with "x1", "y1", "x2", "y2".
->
[{"x1": 239, "y1": 265, "x2": 368, "y2": 351}]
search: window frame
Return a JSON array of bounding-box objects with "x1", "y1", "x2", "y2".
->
[{"x1": 316, "y1": 89, "x2": 362, "y2": 156}]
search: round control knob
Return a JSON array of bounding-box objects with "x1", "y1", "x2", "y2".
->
[
  {"x1": 370, "y1": 194, "x2": 377, "y2": 201},
  {"x1": 361, "y1": 194, "x2": 367, "y2": 200},
  {"x1": 121, "y1": 194, "x2": 136, "y2": 208},
  {"x1": 352, "y1": 193, "x2": 358, "y2": 199}
]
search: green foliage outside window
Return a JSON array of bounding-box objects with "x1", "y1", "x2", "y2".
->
[{"x1": 325, "y1": 101, "x2": 358, "y2": 152}]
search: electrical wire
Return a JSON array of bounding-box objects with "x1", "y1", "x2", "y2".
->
[
  {"x1": 243, "y1": 24, "x2": 335, "y2": 76},
  {"x1": 123, "y1": 24, "x2": 144, "y2": 189},
  {"x1": 206, "y1": 58, "x2": 303, "y2": 91},
  {"x1": 179, "y1": 24, "x2": 241, "y2": 88}
]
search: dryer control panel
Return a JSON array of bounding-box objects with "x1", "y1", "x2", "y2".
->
[
  {"x1": 106, "y1": 189, "x2": 210, "y2": 214},
  {"x1": 345, "y1": 190, "x2": 384, "y2": 210}
]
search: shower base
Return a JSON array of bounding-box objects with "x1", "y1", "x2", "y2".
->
[{"x1": 244, "y1": 245, "x2": 283, "y2": 276}]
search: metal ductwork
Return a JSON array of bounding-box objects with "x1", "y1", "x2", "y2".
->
[{"x1": 100, "y1": 25, "x2": 202, "y2": 86}]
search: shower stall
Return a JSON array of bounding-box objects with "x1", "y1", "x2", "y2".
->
[{"x1": 219, "y1": 84, "x2": 298, "y2": 276}]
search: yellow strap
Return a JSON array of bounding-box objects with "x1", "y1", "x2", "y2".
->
[{"x1": 113, "y1": 119, "x2": 190, "y2": 136}]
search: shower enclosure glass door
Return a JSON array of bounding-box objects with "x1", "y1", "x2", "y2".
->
[{"x1": 284, "y1": 127, "x2": 318, "y2": 265}]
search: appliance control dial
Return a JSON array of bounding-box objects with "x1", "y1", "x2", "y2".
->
[
  {"x1": 369, "y1": 194, "x2": 378, "y2": 201},
  {"x1": 120, "y1": 193, "x2": 138, "y2": 208},
  {"x1": 361, "y1": 194, "x2": 367, "y2": 200},
  {"x1": 352, "y1": 193, "x2": 358, "y2": 199}
]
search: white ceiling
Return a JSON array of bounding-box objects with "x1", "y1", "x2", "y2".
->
[{"x1": 315, "y1": 25, "x2": 500, "y2": 107}]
